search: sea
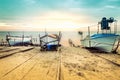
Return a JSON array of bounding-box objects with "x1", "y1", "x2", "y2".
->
[
  {"x1": 0, "y1": 31, "x2": 81, "y2": 46},
  {"x1": 0, "y1": 30, "x2": 120, "y2": 46}
]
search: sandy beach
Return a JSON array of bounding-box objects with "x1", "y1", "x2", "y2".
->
[{"x1": 0, "y1": 46, "x2": 120, "y2": 80}]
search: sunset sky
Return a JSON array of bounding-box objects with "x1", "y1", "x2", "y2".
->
[{"x1": 0, "y1": 0, "x2": 120, "y2": 31}]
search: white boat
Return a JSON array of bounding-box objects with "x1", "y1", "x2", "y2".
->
[
  {"x1": 39, "y1": 31, "x2": 62, "y2": 51},
  {"x1": 6, "y1": 35, "x2": 32, "y2": 46},
  {"x1": 81, "y1": 17, "x2": 120, "y2": 52}
]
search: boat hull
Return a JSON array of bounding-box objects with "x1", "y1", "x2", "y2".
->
[
  {"x1": 81, "y1": 34, "x2": 120, "y2": 52},
  {"x1": 9, "y1": 38, "x2": 32, "y2": 46}
]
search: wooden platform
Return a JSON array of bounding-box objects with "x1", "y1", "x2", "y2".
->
[{"x1": 0, "y1": 47, "x2": 120, "y2": 80}]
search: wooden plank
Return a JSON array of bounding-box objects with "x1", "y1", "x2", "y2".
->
[
  {"x1": 0, "y1": 47, "x2": 36, "y2": 78},
  {"x1": 0, "y1": 53, "x2": 41, "y2": 80},
  {"x1": 22, "y1": 52, "x2": 58, "y2": 80}
]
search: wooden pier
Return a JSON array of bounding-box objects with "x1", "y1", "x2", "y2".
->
[{"x1": 0, "y1": 46, "x2": 120, "y2": 80}]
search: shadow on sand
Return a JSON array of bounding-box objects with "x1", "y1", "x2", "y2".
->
[
  {"x1": 0, "y1": 47, "x2": 6, "y2": 50},
  {"x1": 0, "y1": 47, "x2": 34, "y2": 59},
  {"x1": 85, "y1": 47, "x2": 120, "y2": 67},
  {"x1": 20, "y1": 47, "x2": 34, "y2": 52},
  {"x1": 85, "y1": 47, "x2": 120, "y2": 54},
  {"x1": 0, "y1": 48, "x2": 19, "y2": 53}
]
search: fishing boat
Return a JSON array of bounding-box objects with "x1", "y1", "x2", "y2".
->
[
  {"x1": 6, "y1": 35, "x2": 32, "y2": 46},
  {"x1": 39, "y1": 31, "x2": 62, "y2": 51},
  {"x1": 81, "y1": 17, "x2": 120, "y2": 52}
]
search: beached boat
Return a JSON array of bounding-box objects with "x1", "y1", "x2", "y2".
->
[
  {"x1": 81, "y1": 17, "x2": 120, "y2": 52},
  {"x1": 6, "y1": 35, "x2": 32, "y2": 46},
  {"x1": 39, "y1": 31, "x2": 62, "y2": 51}
]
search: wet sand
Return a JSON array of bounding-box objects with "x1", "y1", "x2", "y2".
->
[{"x1": 0, "y1": 46, "x2": 120, "y2": 80}]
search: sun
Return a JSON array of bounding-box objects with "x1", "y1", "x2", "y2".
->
[{"x1": 23, "y1": 11, "x2": 92, "y2": 31}]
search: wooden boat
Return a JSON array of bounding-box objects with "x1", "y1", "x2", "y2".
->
[
  {"x1": 81, "y1": 17, "x2": 120, "y2": 52},
  {"x1": 6, "y1": 35, "x2": 32, "y2": 46},
  {"x1": 39, "y1": 31, "x2": 62, "y2": 51}
]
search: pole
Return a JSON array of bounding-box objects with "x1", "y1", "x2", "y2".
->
[
  {"x1": 22, "y1": 31, "x2": 24, "y2": 46},
  {"x1": 114, "y1": 20, "x2": 117, "y2": 34},
  {"x1": 88, "y1": 26, "x2": 91, "y2": 47},
  {"x1": 39, "y1": 34, "x2": 41, "y2": 46},
  {"x1": 97, "y1": 23, "x2": 99, "y2": 34}
]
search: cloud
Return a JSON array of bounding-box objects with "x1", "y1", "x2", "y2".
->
[
  {"x1": 104, "y1": 5, "x2": 116, "y2": 8},
  {"x1": 0, "y1": 10, "x2": 95, "y2": 31},
  {"x1": 24, "y1": 0, "x2": 37, "y2": 5},
  {"x1": 107, "y1": 0, "x2": 119, "y2": 2},
  {"x1": 58, "y1": 0, "x2": 80, "y2": 8},
  {"x1": 0, "y1": 22, "x2": 9, "y2": 26},
  {"x1": 0, "y1": 0, "x2": 120, "y2": 30}
]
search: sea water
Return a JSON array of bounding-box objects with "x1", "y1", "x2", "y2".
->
[
  {"x1": 0, "y1": 30, "x2": 120, "y2": 46},
  {"x1": 0, "y1": 31, "x2": 81, "y2": 46}
]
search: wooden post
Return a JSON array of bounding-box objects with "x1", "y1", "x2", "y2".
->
[
  {"x1": 39, "y1": 34, "x2": 41, "y2": 46},
  {"x1": 114, "y1": 20, "x2": 117, "y2": 34},
  {"x1": 97, "y1": 23, "x2": 99, "y2": 34},
  {"x1": 22, "y1": 31, "x2": 24, "y2": 46},
  {"x1": 14, "y1": 39, "x2": 15, "y2": 46},
  {"x1": 30, "y1": 35, "x2": 33, "y2": 45},
  {"x1": 58, "y1": 31, "x2": 61, "y2": 46},
  {"x1": 6, "y1": 35, "x2": 10, "y2": 46},
  {"x1": 110, "y1": 23, "x2": 111, "y2": 33},
  {"x1": 88, "y1": 26, "x2": 91, "y2": 47}
]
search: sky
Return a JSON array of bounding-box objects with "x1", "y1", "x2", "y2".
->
[{"x1": 0, "y1": 0, "x2": 120, "y2": 31}]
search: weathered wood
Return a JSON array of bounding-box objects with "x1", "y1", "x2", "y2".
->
[{"x1": 39, "y1": 32, "x2": 62, "y2": 51}]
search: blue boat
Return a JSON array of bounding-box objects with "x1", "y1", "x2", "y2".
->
[{"x1": 81, "y1": 17, "x2": 120, "y2": 52}]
